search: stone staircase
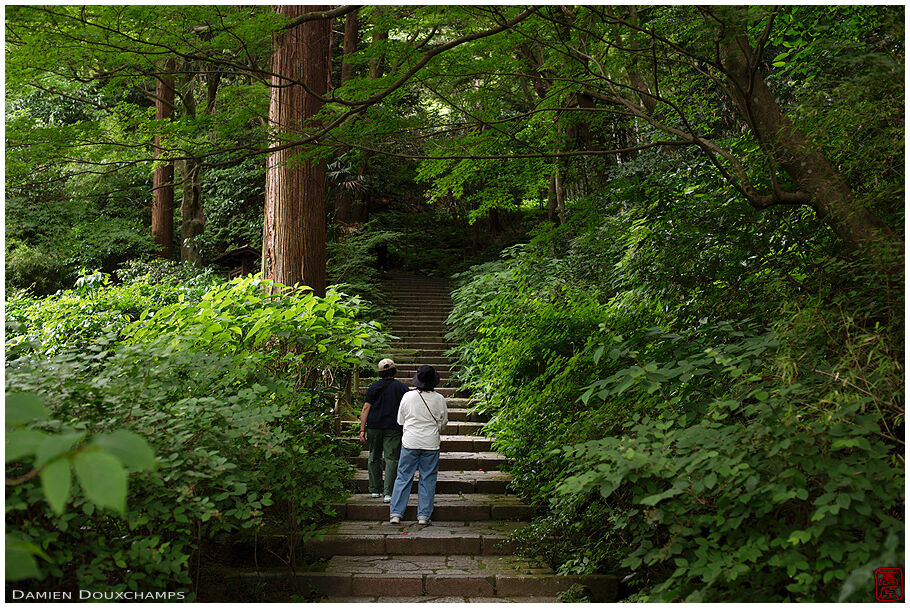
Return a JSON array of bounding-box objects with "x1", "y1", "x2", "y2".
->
[
  {"x1": 308, "y1": 272, "x2": 616, "y2": 602},
  {"x1": 210, "y1": 273, "x2": 616, "y2": 601}
]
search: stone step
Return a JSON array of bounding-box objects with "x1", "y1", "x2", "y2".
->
[
  {"x1": 303, "y1": 520, "x2": 523, "y2": 557},
  {"x1": 353, "y1": 469, "x2": 511, "y2": 494},
  {"x1": 337, "y1": 435, "x2": 493, "y2": 452},
  {"x1": 395, "y1": 367, "x2": 454, "y2": 378},
  {"x1": 232, "y1": 556, "x2": 617, "y2": 599},
  {"x1": 333, "y1": 494, "x2": 533, "y2": 522},
  {"x1": 388, "y1": 350, "x2": 451, "y2": 360},
  {"x1": 386, "y1": 352, "x2": 453, "y2": 363},
  {"x1": 390, "y1": 340, "x2": 452, "y2": 348},
  {"x1": 349, "y1": 450, "x2": 503, "y2": 471},
  {"x1": 389, "y1": 318, "x2": 450, "y2": 327},
  {"x1": 390, "y1": 302, "x2": 451, "y2": 308},
  {"x1": 391, "y1": 303, "x2": 452, "y2": 310},
  {"x1": 443, "y1": 421, "x2": 485, "y2": 435},
  {"x1": 446, "y1": 408, "x2": 488, "y2": 422},
  {"x1": 389, "y1": 329, "x2": 454, "y2": 338},
  {"x1": 341, "y1": 408, "x2": 484, "y2": 424}
]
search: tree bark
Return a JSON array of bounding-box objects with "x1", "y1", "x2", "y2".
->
[
  {"x1": 262, "y1": 5, "x2": 331, "y2": 296},
  {"x1": 179, "y1": 70, "x2": 219, "y2": 265},
  {"x1": 369, "y1": 9, "x2": 389, "y2": 79},
  {"x1": 335, "y1": 8, "x2": 360, "y2": 225},
  {"x1": 342, "y1": 9, "x2": 359, "y2": 83},
  {"x1": 179, "y1": 158, "x2": 204, "y2": 265},
  {"x1": 547, "y1": 172, "x2": 557, "y2": 222},
  {"x1": 554, "y1": 168, "x2": 566, "y2": 225},
  {"x1": 151, "y1": 58, "x2": 176, "y2": 259}
]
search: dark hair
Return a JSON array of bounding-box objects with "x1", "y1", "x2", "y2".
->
[{"x1": 379, "y1": 368, "x2": 397, "y2": 379}]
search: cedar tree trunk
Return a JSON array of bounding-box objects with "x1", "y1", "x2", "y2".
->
[
  {"x1": 152, "y1": 59, "x2": 176, "y2": 259},
  {"x1": 262, "y1": 5, "x2": 332, "y2": 296}
]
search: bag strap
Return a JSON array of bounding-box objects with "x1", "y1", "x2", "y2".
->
[{"x1": 416, "y1": 390, "x2": 439, "y2": 426}]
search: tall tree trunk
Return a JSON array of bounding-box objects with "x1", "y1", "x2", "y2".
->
[
  {"x1": 262, "y1": 5, "x2": 331, "y2": 296},
  {"x1": 341, "y1": 9, "x2": 359, "y2": 83},
  {"x1": 179, "y1": 158, "x2": 204, "y2": 265},
  {"x1": 352, "y1": 10, "x2": 389, "y2": 225},
  {"x1": 554, "y1": 168, "x2": 566, "y2": 226},
  {"x1": 369, "y1": 9, "x2": 388, "y2": 79},
  {"x1": 335, "y1": 8, "x2": 359, "y2": 225},
  {"x1": 152, "y1": 58, "x2": 176, "y2": 259},
  {"x1": 547, "y1": 172, "x2": 557, "y2": 222},
  {"x1": 178, "y1": 71, "x2": 219, "y2": 265}
]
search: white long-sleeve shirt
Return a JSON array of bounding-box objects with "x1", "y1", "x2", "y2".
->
[{"x1": 397, "y1": 389, "x2": 448, "y2": 450}]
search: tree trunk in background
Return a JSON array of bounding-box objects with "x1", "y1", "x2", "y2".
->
[
  {"x1": 179, "y1": 158, "x2": 204, "y2": 264},
  {"x1": 342, "y1": 9, "x2": 359, "y2": 83},
  {"x1": 547, "y1": 173, "x2": 557, "y2": 222},
  {"x1": 262, "y1": 5, "x2": 331, "y2": 296},
  {"x1": 353, "y1": 10, "x2": 390, "y2": 224},
  {"x1": 152, "y1": 58, "x2": 176, "y2": 259},
  {"x1": 369, "y1": 10, "x2": 388, "y2": 79},
  {"x1": 554, "y1": 169, "x2": 566, "y2": 225},
  {"x1": 716, "y1": 25, "x2": 901, "y2": 268},
  {"x1": 178, "y1": 70, "x2": 218, "y2": 265},
  {"x1": 335, "y1": 8, "x2": 359, "y2": 225}
]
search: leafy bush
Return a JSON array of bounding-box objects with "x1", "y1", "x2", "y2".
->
[
  {"x1": 446, "y1": 207, "x2": 903, "y2": 602},
  {"x1": 6, "y1": 276, "x2": 391, "y2": 596}
]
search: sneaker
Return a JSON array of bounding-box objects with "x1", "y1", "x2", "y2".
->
[
  {"x1": 390, "y1": 515, "x2": 401, "y2": 524},
  {"x1": 370, "y1": 493, "x2": 381, "y2": 498},
  {"x1": 417, "y1": 518, "x2": 430, "y2": 525},
  {"x1": 383, "y1": 495, "x2": 392, "y2": 503}
]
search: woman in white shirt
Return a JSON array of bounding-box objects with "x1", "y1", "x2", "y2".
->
[{"x1": 388, "y1": 365, "x2": 448, "y2": 525}]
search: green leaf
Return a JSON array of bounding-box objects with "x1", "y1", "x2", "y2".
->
[
  {"x1": 6, "y1": 429, "x2": 48, "y2": 462},
  {"x1": 92, "y1": 430, "x2": 156, "y2": 470},
  {"x1": 5, "y1": 540, "x2": 40, "y2": 581},
  {"x1": 34, "y1": 431, "x2": 86, "y2": 467},
  {"x1": 5, "y1": 392, "x2": 49, "y2": 426},
  {"x1": 74, "y1": 450, "x2": 127, "y2": 514},
  {"x1": 40, "y1": 457, "x2": 72, "y2": 515}
]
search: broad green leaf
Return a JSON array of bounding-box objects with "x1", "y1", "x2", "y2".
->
[
  {"x1": 40, "y1": 457, "x2": 72, "y2": 515},
  {"x1": 34, "y1": 431, "x2": 85, "y2": 467},
  {"x1": 92, "y1": 430, "x2": 156, "y2": 470},
  {"x1": 5, "y1": 392, "x2": 49, "y2": 426},
  {"x1": 6, "y1": 429, "x2": 48, "y2": 462},
  {"x1": 74, "y1": 450, "x2": 127, "y2": 514},
  {"x1": 5, "y1": 542, "x2": 40, "y2": 581}
]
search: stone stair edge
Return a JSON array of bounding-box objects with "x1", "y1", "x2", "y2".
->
[{"x1": 219, "y1": 564, "x2": 618, "y2": 601}]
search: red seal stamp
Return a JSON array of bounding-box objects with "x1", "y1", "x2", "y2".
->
[{"x1": 875, "y1": 567, "x2": 904, "y2": 602}]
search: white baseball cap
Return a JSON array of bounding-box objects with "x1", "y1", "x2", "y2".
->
[{"x1": 377, "y1": 358, "x2": 396, "y2": 371}]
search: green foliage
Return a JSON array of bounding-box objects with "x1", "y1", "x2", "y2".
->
[
  {"x1": 6, "y1": 392, "x2": 155, "y2": 581},
  {"x1": 446, "y1": 178, "x2": 903, "y2": 601},
  {"x1": 327, "y1": 226, "x2": 402, "y2": 317},
  {"x1": 6, "y1": 275, "x2": 391, "y2": 594},
  {"x1": 5, "y1": 196, "x2": 158, "y2": 296}
]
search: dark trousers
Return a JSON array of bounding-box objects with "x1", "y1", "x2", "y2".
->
[{"x1": 366, "y1": 428, "x2": 402, "y2": 496}]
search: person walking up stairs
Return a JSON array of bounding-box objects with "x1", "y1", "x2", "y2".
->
[{"x1": 301, "y1": 272, "x2": 617, "y2": 602}]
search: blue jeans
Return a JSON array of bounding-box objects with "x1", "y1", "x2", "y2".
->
[{"x1": 389, "y1": 447, "x2": 440, "y2": 520}]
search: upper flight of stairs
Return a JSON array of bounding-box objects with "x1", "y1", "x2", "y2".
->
[{"x1": 213, "y1": 272, "x2": 616, "y2": 602}]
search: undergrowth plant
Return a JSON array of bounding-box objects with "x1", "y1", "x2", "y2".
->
[
  {"x1": 445, "y1": 200, "x2": 903, "y2": 602},
  {"x1": 6, "y1": 273, "x2": 390, "y2": 596}
]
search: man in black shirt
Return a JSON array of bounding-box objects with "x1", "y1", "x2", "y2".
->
[{"x1": 359, "y1": 358, "x2": 410, "y2": 501}]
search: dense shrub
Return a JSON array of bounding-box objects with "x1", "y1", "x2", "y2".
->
[
  {"x1": 6, "y1": 275, "x2": 390, "y2": 596},
  {"x1": 446, "y1": 201, "x2": 903, "y2": 601}
]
